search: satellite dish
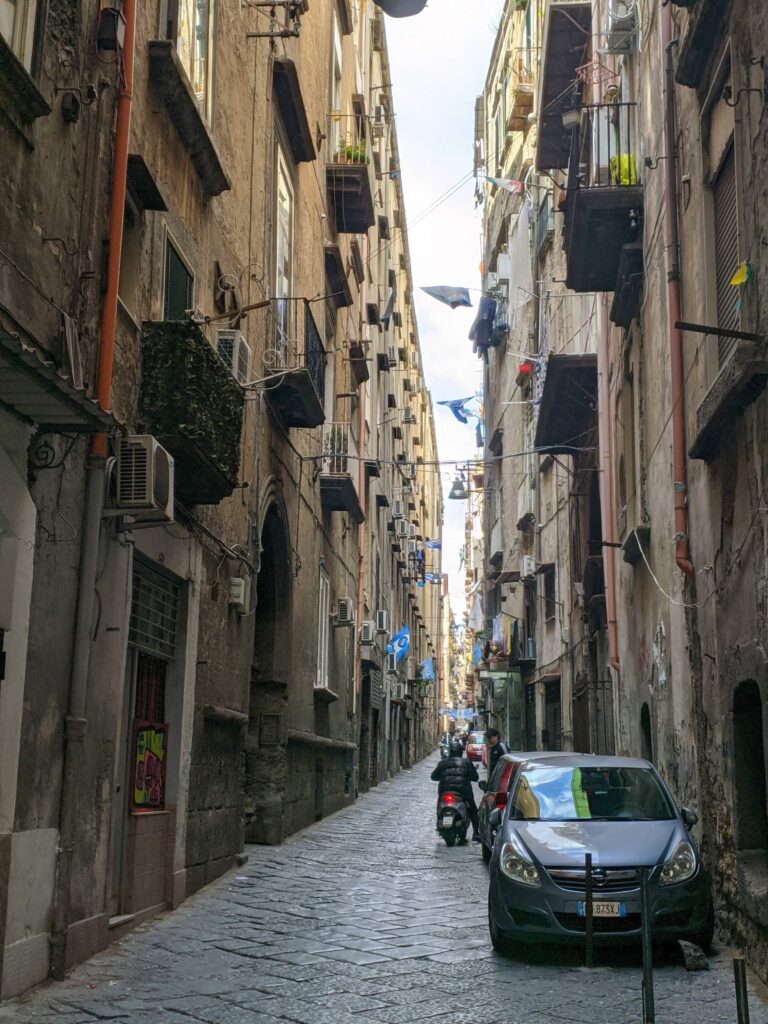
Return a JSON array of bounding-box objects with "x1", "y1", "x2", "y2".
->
[{"x1": 374, "y1": 0, "x2": 428, "y2": 16}]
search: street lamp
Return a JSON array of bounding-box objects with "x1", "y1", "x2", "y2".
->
[{"x1": 448, "y1": 474, "x2": 468, "y2": 500}]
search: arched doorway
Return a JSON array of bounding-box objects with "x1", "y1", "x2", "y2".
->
[
  {"x1": 244, "y1": 502, "x2": 292, "y2": 844},
  {"x1": 733, "y1": 680, "x2": 768, "y2": 852}
]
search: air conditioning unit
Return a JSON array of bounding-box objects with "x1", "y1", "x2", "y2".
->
[
  {"x1": 376, "y1": 609, "x2": 389, "y2": 634},
  {"x1": 486, "y1": 271, "x2": 499, "y2": 292},
  {"x1": 116, "y1": 436, "x2": 174, "y2": 522},
  {"x1": 216, "y1": 329, "x2": 252, "y2": 385},
  {"x1": 336, "y1": 597, "x2": 356, "y2": 625},
  {"x1": 360, "y1": 620, "x2": 375, "y2": 645},
  {"x1": 408, "y1": 539, "x2": 418, "y2": 555},
  {"x1": 606, "y1": 0, "x2": 637, "y2": 51},
  {"x1": 407, "y1": 463, "x2": 418, "y2": 480},
  {"x1": 410, "y1": 351, "x2": 418, "y2": 368},
  {"x1": 409, "y1": 523, "x2": 417, "y2": 538},
  {"x1": 396, "y1": 519, "x2": 409, "y2": 538},
  {"x1": 403, "y1": 409, "x2": 415, "y2": 424},
  {"x1": 387, "y1": 652, "x2": 398, "y2": 673},
  {"x1": 392, "y1": 499, "x2": 405, "y2": 519},
  {"x1": 520, "y1": 555, "x2": 537, "y2": 579},
  {"x1": 387, "y1": 344, "x2": 397, "y2": 367},
  {"x1": 496, "y1": 253, "x2": 511, "y2": 283}
]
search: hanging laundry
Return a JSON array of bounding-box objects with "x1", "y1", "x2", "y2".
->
[
  {"x1": 420, "y1": 285, "x2": 473, "y2": 309},
  {"x1": 468, "y1": 296, "x2": 497, "y2": 352},
  {"x1": 486, "y1": 176, "x2": 525, "y2": 195},
  {"x1": 730, "y1": 260, "x2": 753, "y2": 286}
]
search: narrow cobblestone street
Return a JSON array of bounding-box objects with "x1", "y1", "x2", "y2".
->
[{"x1": 4, "y1": 756, "x2": 767, "y2": 1024}]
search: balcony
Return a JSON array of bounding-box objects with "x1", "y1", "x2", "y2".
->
[
  {"x1": 326, "y1": 114, "x2": 375, "y2": 234},
  {"x1": 147, "y1": 41, "x2": 230, "y2": 197},
  {"x1": 535, "y1": 2, "x2": 591, "y2": 173},
  {"x1": 139, "y1": 322, "x2": 244, "y2": 504},
  {"x1": 264, "y1": 300, "x2": 326, "y2": 428},
  {"x1": 563, "y1": 103, "x2": 643, "y2": 293},
  {"x1": 505, "y1": 48, "x2": 535, "y2": 133},
  {"x1": 534, "y1": 352, "x2": 598, "y2": 454},
  {"x1": 320, "y1": 422, "x2": 365, "y2": 524}
]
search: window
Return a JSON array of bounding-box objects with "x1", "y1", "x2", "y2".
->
[
  {"x1": 163, "y1": 234, "x2": 193, "y2": 321},
  {"x1": 0, "y1": 0, "x2": 38, "y2": 70},
  {"x1": 328, "y1": 14, "x2": 343, "y2": 157},
  {"x1": 119, "y1": 196, "x2": 142, "y2": 315},
  {"x1": 542, "y1": 564, "x2": 556, "y2": 623},
  {"x1": 316, "y1": 571, "x2": 330, "y2": 688},
  {"x1": 275, "y1": 142, "x2": 294, "y2": 355},
  {"x1": 712, "y1": 143, "x2": 738, "y2": 365},
  {"x1": 165, "y1": 0, "x2": 215, "y2": 117},
  {"x1": 733, "y1": 680, "x2": 768, "y2": 851}
]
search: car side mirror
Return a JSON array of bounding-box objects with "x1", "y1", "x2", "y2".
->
[
  {"x1": 681, "y1": 806, "x2": 698, "y2": 829},
  {"x1": 488, "y1": 808, "x2": 502, "y2": 829},
  {"x1": 478, "y1": 780, "x2": 488, "y2": 791}
]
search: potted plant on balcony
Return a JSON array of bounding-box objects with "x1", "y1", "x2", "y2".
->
[{"x1": 344, "y1": 138, "x2": 369, "y2": 165}]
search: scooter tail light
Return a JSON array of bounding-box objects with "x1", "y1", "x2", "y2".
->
[{"x1": 442, "y1": 792, "x2": 456, "y2": 803}]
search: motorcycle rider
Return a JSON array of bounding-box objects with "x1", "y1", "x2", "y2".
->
[{"x1": 430, "y1": 739, "x2": 481, "y2": 842}]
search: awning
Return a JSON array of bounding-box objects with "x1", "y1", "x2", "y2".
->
[
  {"x1": 535, "y1": 2, "x2": 591, "y2": 173},
  {"x1": 273, "y1": 56, "x2": 315, "y2": 164},
  {"x1": 534, "y1": 352, "x2": 597, "y2": 453},
  {"x1": 0, "y1": 329, "x2": 117, "y2": 432}
]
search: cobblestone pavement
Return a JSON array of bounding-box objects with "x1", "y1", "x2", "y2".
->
[{"x1": 5, "y1": 755, "x2": 768, "y2": 1024}]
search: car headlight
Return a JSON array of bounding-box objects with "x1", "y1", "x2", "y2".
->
[
  {"x1": 659, "y1": 840, "x2": 697, "y2": 885},
  {"x1": 499, "y1": 837, "x2": 541, "y2": 887}
]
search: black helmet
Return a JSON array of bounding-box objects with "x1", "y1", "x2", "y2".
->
[{"x1": 449, "y1": 740, "x2": 463, "y2": 757}]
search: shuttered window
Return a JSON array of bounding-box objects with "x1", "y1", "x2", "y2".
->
[
  {"x1": 712, "y1": 144, "x2": 738, "y2": 366},
  {"x1": 129, "y1": 561, "x2": 180, "y2": 660},
  {"x1": 316, "y1": 572, "x2": 330, "y2": 688}
]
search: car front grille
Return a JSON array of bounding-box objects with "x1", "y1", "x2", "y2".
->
[
  {"x1": 547, "y1": 867, "x2": 641, "y2": 893},
  {"x1": 556, "y1": 912, "x2": 641, "y2": 933}
]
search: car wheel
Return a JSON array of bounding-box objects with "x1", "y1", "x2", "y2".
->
[
  {"x1": 443, "y1": 830, "x2": 456, "y2": 847},
  {"x1": 687, "y1": 902, "x2": 715, "y2": 953},
  {"x1": 488, "y1": 894, "x2": 512, "y2": 954},
  {"x1": 481, "y1": 842, "x2": 492, "y2": 864}
]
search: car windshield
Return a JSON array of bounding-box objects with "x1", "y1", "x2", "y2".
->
[
  {"x1": 509, "y1": 765, "x2": 675, "y2": 821},
  {"x1": 469, "y1": 733, "x2": 485, "y2": 744}
]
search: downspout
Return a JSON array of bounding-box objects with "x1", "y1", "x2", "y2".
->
[
  {"x1": 662, "y1": 5, "x2": 694, "y2": 577},
  {"x1": 596, "y1": 301, "x2": 620, "y2": 670},
  {"x1": 51, "y1": 0, "x2": 135, "y2": 977}
]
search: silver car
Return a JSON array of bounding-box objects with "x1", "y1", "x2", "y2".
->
[{"x1": 487, "y1": 754, "x2": 714, "y2": 950}]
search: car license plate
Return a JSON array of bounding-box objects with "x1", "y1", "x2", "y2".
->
[
  {"x1": 577, "y1": 901, "x2": 626, "y2": 918},
  {"x1": 441, "y1": 814, "x2": 454, "y2": 827}
]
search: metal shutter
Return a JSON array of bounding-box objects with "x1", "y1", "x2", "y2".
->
[
  {"x1": 129, "y1": 561, "x2": 179, "y2": 659},
  {"x1": 713, "y1": 145, "x2": 739, "y2": 366}
]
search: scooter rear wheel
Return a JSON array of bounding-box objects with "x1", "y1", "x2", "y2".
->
[{"x1": 443, "y1": 830, "x2": 456, "y2": 847}]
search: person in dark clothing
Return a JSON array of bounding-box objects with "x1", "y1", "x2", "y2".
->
[
  {"x1": 431, "y1": 741, "x2": 481, "y2": 840},
  {"x1": 485, "y1": 728, "x2": 510, "y2": 778}
]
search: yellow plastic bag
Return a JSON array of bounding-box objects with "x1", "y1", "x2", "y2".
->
[{"x1": 609, "y1": 153, "x2": 638, "y2": 185}]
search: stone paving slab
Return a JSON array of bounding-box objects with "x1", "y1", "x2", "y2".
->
[{"x1": 3, "y1": 755, "x2": 768, "y2": 1024}]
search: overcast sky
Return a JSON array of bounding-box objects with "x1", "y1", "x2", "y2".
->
[{"x1": 385, "y1": 1, "x2": 504, "y2": 621}]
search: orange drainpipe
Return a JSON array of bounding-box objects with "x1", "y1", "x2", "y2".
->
[
  {"x1": 93, "y1": 0, "x2": 136, "y2": 449},
  {"x1": 661, "y1": 5, "x2": 694, "y2": 576}
]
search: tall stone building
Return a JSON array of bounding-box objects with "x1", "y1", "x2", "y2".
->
[
  {"x1": 478, "y1": 0, "x2": 768, "y2": 975},
  {"x1": 0, "y1": 0, "x2": 441, "y2": 999}
]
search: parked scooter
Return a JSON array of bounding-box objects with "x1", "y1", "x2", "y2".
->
[{"x1": 436, "y1": 791, "x2": 469, "y2": 847}]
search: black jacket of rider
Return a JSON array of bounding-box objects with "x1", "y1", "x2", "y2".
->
[{"x1": 430, "y1": 756, "x2": 478, "y2": 800}]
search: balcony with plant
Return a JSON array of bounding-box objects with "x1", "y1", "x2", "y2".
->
[
  {"x1": 139, "y1": 321, "x2": 244, "y2": 504},
  {"x1": 326, "y1": 113, "x2": 375, "y2": 234},
  {"x1": 319, "y1": 421, "x2": 365, "y2": 523}
]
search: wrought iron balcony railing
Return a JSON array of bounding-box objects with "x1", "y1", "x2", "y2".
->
[{"x1": 263, "y1": 298, "x2": 326, "y2": 428}]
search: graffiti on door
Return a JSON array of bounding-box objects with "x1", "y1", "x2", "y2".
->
[{"x1": 132, "y1": 721, "x2": 168, "y2": 810}]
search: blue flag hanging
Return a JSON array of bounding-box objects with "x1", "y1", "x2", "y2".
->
[
  {"x1": 437, "y1": 397, "x2": 474, "y2": 424},
  {"x1": 387, "y1": 626, "x2": 410, "y2": 663},
  {"x1": 420, "y1": 285, "x2": 473, "y2": 309},
  {"x1": 424, "y1": 539, "x2": 442, "y2": 550}
]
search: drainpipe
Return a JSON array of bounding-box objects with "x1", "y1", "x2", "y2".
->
[
  {"x1": 662, "y1": 6, "x2": 694, "y2": 577},
  {"x1": 596, "y1": 301, "x2": 620, "y2": 671},
  {"x1": 51, "y1": 0, "x2": 136, "y2": 976}
]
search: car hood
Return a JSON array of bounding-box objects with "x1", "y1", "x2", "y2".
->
[{"x1": 509, "y1": 820, "x2": 683, "y2": 867}]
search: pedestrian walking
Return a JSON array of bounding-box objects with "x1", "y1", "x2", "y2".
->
[{"x1": 484, "y1": 728, "x2": 510, "y2": 778}]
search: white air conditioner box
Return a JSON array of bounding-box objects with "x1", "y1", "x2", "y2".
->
[
  {"x1": 116, "y1": 436, "x2": 174, "y2": 522},
  {"x1": 496, "y1": 253, "x2": 511, "y2": 283},
  {"x1": 216, "y1": 329, "x2": 252, "y2": 385},
  {"x1": 336, "y1": 597, "x2": 356, "y2": 625},
  {"x1": 606, "y1": 0, "x2": 637, "y2": 51},
  {"x1": 485, "y1": 272, "x2": 499, "y2": 292},
  {"x1": 392, "y1": 499, "x2": 405, "y2": 519},
  {"x1": 409, "y1": 523, "x2": 417, "y2": 538},
  {"x1": 376, "y1": 609, "x2": 389, "y2": 634},
  {"x1": 408, "y1": 539, "x2": 418, "y2": 555},
  {"x1": 360, "y1": 620, "x2": 375, "y2": 645},
  {"x1": 410, "y1": 351, "x2": 419, "y2": 368},
  {"x1": 387, "y1": 652, "x2": 398, "y2": 673},
  {"x1": 520, "y1": 555, "x2": 537, "y2": 579},
  {"x1": 403, "y1": 409, "x2": 415, "y2": 424},
  {"x1": 396, "y1": 519, "x2": 409, "y2": 538}
]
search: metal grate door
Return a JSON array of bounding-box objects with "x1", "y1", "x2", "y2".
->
[{"x1": 128, "y1": 561, "x2": 179, "y2": 659}]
